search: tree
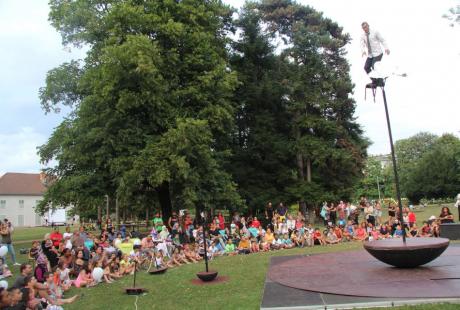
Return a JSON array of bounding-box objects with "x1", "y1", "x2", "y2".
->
[
  {"x1": 443, "y1": 2, "x2": 460, "y2": 27},
  {"x1": 229, "y1": 4, "x2": 293, "y2": 214},
  {"x1": 353, "y1": 157, "x2": 392, "y2": 200},
  {"x1": 405, "y1": 134, "x2": 460, "y2": 202},
  {"x1": 394, "y1": 132, "x2": 438, "y2": 197},
  {"x1": 38, "y1": 0, "x2": 242, "y2": 221},
  {"x1": 227, "y1": 0, "x2": 368, "y2": 219},
  {"x1": 257, "y1": 0, "x2": 369, "y2": 209}
]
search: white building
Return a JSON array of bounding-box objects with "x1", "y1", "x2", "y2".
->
[{"x1": 0, "y1": 173, "x2": 49, "y2": 227}]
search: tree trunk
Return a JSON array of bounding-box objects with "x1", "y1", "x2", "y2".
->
[
  {"x1": 157, "y1": 181, "x2": 172, "y2": 224},
  {"x1": 97, "y1": 205, "x2": 102, "y2": 222},
  {"x1": 105, "y1": 195, "x2": 110, "y2": 220},
  {"x1": 306, "y1": 157, "x2": 311, "y2": 183},
  {"x1": 115, "y1": 197, "x2": 120, "y2": 226},
  {"x1": 299, "y1": 201, "x2": 307, "y2": 220},
  {"x1": 297, "y1": 153, "x2": 305, "y2": 181}
]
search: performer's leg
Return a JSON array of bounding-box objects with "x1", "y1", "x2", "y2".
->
[
  {"x1": 370, "y1": 54, "x2": 383, "y2": 71},
  {"x1": 364, "y1": 57, "x2": 373, "y2": 73}
]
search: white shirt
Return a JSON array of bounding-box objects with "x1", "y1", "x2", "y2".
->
[{"x1": 361, "y1": 29, "x2": 388, "y2": 57}]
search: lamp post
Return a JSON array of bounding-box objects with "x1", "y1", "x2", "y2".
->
[
  {"x1": 373, "y1": 77, "x2": 406, "y2": 242},
  {"x1": 364, "y1": 75, "x2": 450, "y2": 268},
  {"x1": 196, "y1": 210, "x2": 218, "y2": 281}
]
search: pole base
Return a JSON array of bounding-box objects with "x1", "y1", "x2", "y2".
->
[
  {"x1": 196, "y1": 271, "x2": 218, "y2": 282},
  {"x1": 125, "y1": 287, "x2": 147, "y2": 295}
]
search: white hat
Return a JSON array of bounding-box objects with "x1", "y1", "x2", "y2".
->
[{"x1": 429, "y1": 215, "x2": 436, "y2": 220}]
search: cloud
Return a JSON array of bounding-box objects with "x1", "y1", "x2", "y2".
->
[{"x1": 0, "y1": 127, "x2": 47, "y2": 176}]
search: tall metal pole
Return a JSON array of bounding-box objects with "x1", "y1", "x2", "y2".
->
[
  {"x1": 202, "y1": 222, "x2": 209, "y2": 272},
  {"x1": 381, "y1": 86, "x2": 406, "y2": 243}
]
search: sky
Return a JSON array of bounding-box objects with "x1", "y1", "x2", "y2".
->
[{"x1": 0, "y1": 0, "x2": 459, "y2": 176}]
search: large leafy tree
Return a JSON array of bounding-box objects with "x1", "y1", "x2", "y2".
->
[
  {"x1": 38, "y1": 0, "x2": 242, "y2": 221},
  {"x1": 394, "y1": 132, "x2": 438, "y2": 197},
  {"x1": 229, "y1": 0, "x2": 368, "y2": 217},
  {"x1": 229, "y1": 4, "x2": 293, "y2": 213},
  {"x1": 405, "y1": 134, "x2": 460, "y2": 202},
  {"x1": 257, "y1": 0, "x2": 368, "y2": 209}
]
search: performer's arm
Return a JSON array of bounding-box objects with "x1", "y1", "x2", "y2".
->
[
  {"x1": 375, "y1": 31, "x2": 390, "y2": 55},
  {"x1": 360, "y1": 34, "x2": 367, "y2": 57}
]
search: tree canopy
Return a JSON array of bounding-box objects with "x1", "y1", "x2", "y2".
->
[{"x1": 38, "y1": 0, "x2": 368, "y2": 220}]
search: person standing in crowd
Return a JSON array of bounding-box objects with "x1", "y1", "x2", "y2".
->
[
  {"x1": 153, "y1": 212, "x2": 164, "y2": 232},
  {"x1": 361, "y1": 22, "x2": 389, "y2": 83},
  {"x1": 50, "y1": 227, "x2": 63, "y2": 248},
  {"x1": 455, "y1": 194, "x2": 460, "y2": 221},
  {"x1": 168, "y1": 211, "x2": 179, "y2": 231},
  {"x1": 217, "y1": 212, "x2": 225, "y2": 230},
  {"x1": 277, "y1": 203, "x2": 288, "y2": 222},
  {"x1": 264, "y1": 202, "x2": 274, "y2": 230},
  {"x1": 0, "y1": 219, "x2": 19, "y2": 266}
]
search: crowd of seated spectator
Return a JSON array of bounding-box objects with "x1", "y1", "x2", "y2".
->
[{"x1": 0, "y1": 199, "x2": 452, "y2": 309}]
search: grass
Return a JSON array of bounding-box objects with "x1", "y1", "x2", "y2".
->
[{"x1": 2, "y1": 204, "x2": 459, "y2": 309}]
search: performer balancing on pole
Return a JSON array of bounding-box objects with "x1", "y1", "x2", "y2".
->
[{"x1": 361, "y1": 22, "x2": 390, "y2": 86}]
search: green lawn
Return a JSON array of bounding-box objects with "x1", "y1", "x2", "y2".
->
[{"x1": 2, "y1": 204, "x2": 458, "y2": 309}]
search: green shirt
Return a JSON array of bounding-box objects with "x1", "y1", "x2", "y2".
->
[
  {"x1": 118, "y1": 241, "x2": 134, "y2": 255},
  {"x1": 153, "y1": 217, "x2": 163, "y2": 231},
  {"x1": 225, "y1": 243, "x2": 235, "y2": 253}
]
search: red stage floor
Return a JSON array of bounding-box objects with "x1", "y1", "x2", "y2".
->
[{"x1": 268, "y1": 246, "x2": 460, "y2": 298}]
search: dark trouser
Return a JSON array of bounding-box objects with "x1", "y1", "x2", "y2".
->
[
  {"x1": 330, "y1": 212, "x2": 336, "y2": 225},
  {"x1": 367, "y1": 215, "x2": 375, "y2": 227},
  {"x1": 364, "y1": 53, "x2": 383, "y2": 74}
]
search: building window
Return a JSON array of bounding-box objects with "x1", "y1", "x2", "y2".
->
[
  {"x1": 17, "y1": 215, "x2": 24, "y2": 226},
  {"x1": 0, "y1": 200, "x2": 5, "y2": 209},
  {"x1": 19, "y1": 200, "x2": 24, "y2": 209}
]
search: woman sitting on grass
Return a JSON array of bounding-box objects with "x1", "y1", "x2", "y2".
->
[
  {"x1": 182, "y1": 244, "x2": 199, "y2": 262},
  {"x1": 237, "y1": 236, "x2": 251, "y2": 254},
  {"x1": 56, "y1": 261, "x2": 72, "y2": 290},
  {"x1": 303, "y1": 229, "x2": 314, "y2": 247},
  {"x1": 353, "y1": 223, "x2": 367, "y2": 242},
  {"x1": 408, "y1": 223, "x2": 419, "y2": 237},
  {"x1": 419, "y1": 222, "x2": 432, "y2": 237},
  {"x1": 44, "y1": 272, "x2": 79, "y2": 306},
  {"x1": 313, "y1": 228, "x2": 325, "y2": 246},
  {"x1": 439, "y1": 207, "x2": 454, "y2": 224},
  {"x1": 166, "y1": 248, "x2": 184, "y2": 267},
  {"x1": 73, "y1": 266, "x2": 96, "y2": 288},
  {"x1": 251, "y1": 239, "x2": 260, "y2": 253},
  {"x1": 263, "y1": 228, "x2": 275, "y2": 250},
  {"x1": 393, "y1": 225, "x2": 404, "y2": 238},
  {"x1": 325, "y1": 229, "x2": 340, "y2": 245}
]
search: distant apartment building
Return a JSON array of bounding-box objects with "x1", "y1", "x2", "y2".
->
[{"x1": 0, "y1": 172, "x2": 63, "y2": 227}]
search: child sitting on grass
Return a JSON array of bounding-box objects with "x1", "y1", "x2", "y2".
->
[
  {"x1": 225, "y1": 239, "x2": 237, "y2": 256},
  {"x1": 44, "y1": 272, "x2": 79, "y2": 306},
  {"x1": 119, "y1": 254, "x2": 135, "y2": 275},
  {"x1": 0, "y1": 258, "x2": 12, "y2": 279}
]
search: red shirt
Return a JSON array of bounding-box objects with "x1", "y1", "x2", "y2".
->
[
  {"x1": 184, "y1": 216, "x2": 193, "y2": 230},
  {"x1": 251, "y1": 219, "x2": 261, "y2": 228},
  {"x1": 313, "y1": 231, "x2": 322, "y2": 240},
  {"x1": 334, "y1": 228, "x2": 343, "y2": 239},
  {"x1": 218, "y1": 214, "x2": 225, "y2": 230},
  {"x1": 50, "y1": 231, "x2": 63, "y2": 247},
  {"x1": 408, "y1": 212, "x2": 416, "y2": 223},
  {"x1": 355, "y1": 228, "x2": 366, "y2": 238}
]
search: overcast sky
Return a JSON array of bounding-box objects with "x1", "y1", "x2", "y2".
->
[{"x1": 0, "y1": 0, "x2": 459, "y2": 176}]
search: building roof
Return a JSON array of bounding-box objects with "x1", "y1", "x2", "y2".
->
[{"x1": 0, "y1": 173, "x2": 46, "y2": 196}]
